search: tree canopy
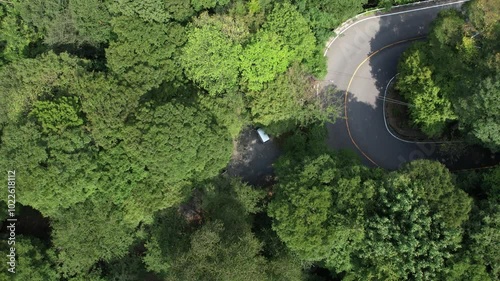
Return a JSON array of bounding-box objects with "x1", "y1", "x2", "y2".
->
[
  {"x1": 0, "y1": 0, "x2": 496, "y2": 280},
  {"x1": 354, "y1": 160, "x2": 472, "y2": 280},
  {"x1": 397, "y1": 0, "x2": 500, "y2": 149}
]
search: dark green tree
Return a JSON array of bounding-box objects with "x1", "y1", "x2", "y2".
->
[
  {"x1": 191, "y1": 0, "x2": 231, "y2": 11},
  {"x1": 0, "y1": 3, "x2": 41, "y2": 65},
  {"x1": 397, "y1": 1, "x2": 499, "y2": 149},
  {"x1": 106, "y1": 16, "x2": 184, "y2": 91},
  {"x1": 291, "y1": 0, "x2": 366, "y2": 42},
  {"x1": 0, "y1": 236, "x2": 59, "y2": 280},
  {"x1": 269, "y1": 127, "x2": 379, "y2": 273},
  {"x1": 455, "y1": 76, "x2": 500, "y2": 151},
  {"x1": 77, "y1": 74, "x2": 142, "y2": 149},
  {"x1": 51, "y1": 197, "x2": 136, "y2": 277},
  {"x1": 144, "y1": 178, "x2": 302, "y2": 281},
  {"x1": 117, "y1": 101, "x2": 232, "y2": 223}
]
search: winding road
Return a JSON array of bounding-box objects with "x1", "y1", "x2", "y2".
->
[
  {"x1": 231, "y1": 0, "x2": 498, "y2": 185},
  {"x1": 323, "y1": 0, "x2": 477, "y2": 170}
]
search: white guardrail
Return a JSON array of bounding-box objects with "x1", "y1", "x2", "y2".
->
[{"x1": 323, "y1": 0, "x2": 470, "y2": 56}]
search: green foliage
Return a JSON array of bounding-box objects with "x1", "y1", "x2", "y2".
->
[
  {"x1": 117, "y1": 101, "x2": 232, "y2": 223},
  {"x1": 104, "y1": 251, "x2": 149, "y2": 281},
  {"x1": 355, "y1": 160, "x2": 472, "y2": 280},
  {"x1": 14, "y1": 0, "x2": 64, "y2": 41},
  {"x1": 269, "y1": 146, "x2": 376, "y2": 272},
  {"x1": 455, "y1": 77, "x2": 500, "y2": 151},
  {"x1": 249, "y1": 64, "x2": 340, "y2": 135},
  {"x1": 469, "y1": 207, "x2": 500, "y2": 279},
  {"x1": 241, "y1": 31, "x2": 291, "y2": 91},
  {"x1": 263, "y1": 2, "x2": 316, "y2": 64},
  {"x1": 0, "y1": 51, "x2": 86, "y2": 123},
  {"x1": 29, "y1": 96, "x2": 83, "y2": 134},
  {"x1": 0, "y1": 236, "x2": 59, "y2": 280},
  {"x1": 6, "y1": 1, "x2": 495, "y2": 280},
  {"x1": 166, "y1": 220, "x2": 267, "y2": 281},
  {"x1": 143, "y1": 208, "x2": 192, "y2": 275},
  {"x1": 68, "y1": 0, "x2": 112, "y2": 44},
  {"x1": 466, "y1": 0, "x2": 500, "y2": 38},
  {"x1": 107, "y1": 0, "x2": 171, "y2": 23},
  {"x1": 126, "y1": 101, "x2": 232, "y2": 187},
  {"x1": 0, "y1": 53, "x2": 102, "y2": 217},
  {"x1": 164, "y1": 0, "x2": 196, "y2": 22},
  {"x1": 193, "y1": 11, "x2": 250, "y2": 44},
  {"x1": 13, "y1": 0, "x2": 111, "y2": 47},
  {"x1": 0, "y1": 4, "x2": 41, "y2": 65},
  {"x1": 181, "y1": 24, "x2": 242, "y2": 95},
  {"x1": 191, "y1": 0, "x2": 231, "y2": 11},
  {"x1": 442, "y1": 258, "x2": 492, "y2": 281},
  {"x1": 452, "y1": 167, "x2": 500, "y2": 280},
  {"x1": 51, "y1": 198, "x2": 135, "y2": 276},
  {"x1": 196, "y1": 90, "x2": 248, "y2": 138},
  {"x1": 228, "y1": 178, "x2": 266, "y2": 214},
  {"x1": 106, "y1": 16, "x2": 183, "y2": 91},
  {"x1": 291, "y1": 0, "x2": 366, "y2": 42},
  {"x1": 77, "y1": 74, "x2": 142, "y2": 149},
  {"x1": 397, "y1": 2, "x2": 500, "y2": 149},
  {"x1": 0, "y1": 124, "x2": 100, "y2": 217},
  {"x1": 482, "y1": 166, "x2": 500, "y2": 201},
  {"x1": 144, "y1": 178, "x2": 299, "y2": 281},
  {"x1": 396, "y1": 44, "x2": 457, "y2": 136}
]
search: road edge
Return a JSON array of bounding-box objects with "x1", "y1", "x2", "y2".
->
[{"x1": 323, "y1": 0, "x2": 470, "y2": 56}]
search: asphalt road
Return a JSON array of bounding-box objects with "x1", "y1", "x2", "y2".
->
[
  {"x1": 231, "y1": 1, "x2": 497, "y2": 185},
  {"x1": 324, "y1": 1, "x2": 471, "y2": 170}
]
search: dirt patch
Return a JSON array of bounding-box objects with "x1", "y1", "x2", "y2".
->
[{"x1": 226, "y1": 128, "x2": 281, "y2": 187}]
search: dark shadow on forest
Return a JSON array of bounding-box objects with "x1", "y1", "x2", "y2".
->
[{"x1": 0, "y1": 205, "x2": 51, "y2": 242}]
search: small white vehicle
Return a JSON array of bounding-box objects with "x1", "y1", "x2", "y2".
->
[{"x1": 256, "y1": 128, "x2": 270, "y2": 143}]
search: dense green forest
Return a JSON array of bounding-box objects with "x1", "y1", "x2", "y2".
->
[
  {"x1": 396, "y1": 0, "x2": 500, "y2": 150},
  {"x1": 0, "y1": 0, "x2": 498, "y2": 280}
]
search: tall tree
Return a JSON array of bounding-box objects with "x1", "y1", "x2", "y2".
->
[
  {"x1": 0, "y1": 236, "x2": 59, "y2": 280},
  {"x1": 455, "y1": 76, "x2": 500, "y2": 151},
  {"x1": 0, "y1": 3, "x2": 41, "y2": 65},
  {"x1": 77, "y1": 74, "x2": 143, "y2": 149},
  {"x1": 354, "y1": 160, "x2": 472, "y2": 281},
  {"x1": 191, "y1": 0, "x2": 231, "y2": 11},
  {"x1": 240, "y1": 31, "x2": 291, "y2": 91},
  {"x1": 291, "y1": 0, "x2": 366, "y2": 42},
  {"x1": 144, "y1": 178, "x2": 302, "y2": 281},
  {"x1": 396, "y1": 44, "x2": 457, "y2": 136},
  {"x1": 248, "y1": 64, "x2": 340, "y2": 135},
  {"x1": 0, "y1": 52, "x2": 100, "y2": 216},
  {"x1": 263, "y1": 2, "x2": 316, "y2": 65},
  {"x1": 118, "y1": 101, "x2": 233, "y2": 223},
  {"x1": 181, "y1": 23, "x2": 242, "y2": 95},
  {"x1": 106, "y1": 16, "x2": 184, "y2": 91},
  {"x1": 268, "y1": 127, "x2": 378, "y2": 272},
  {"x1": 51, "y1": 197, "x2": 136, "y2": 277},
  {"x1": 397, "y1": 1, "x2": 499, "y2": 149},
  {"x1": 68, "y1": 0, "x2": 112, "y2": 45}
]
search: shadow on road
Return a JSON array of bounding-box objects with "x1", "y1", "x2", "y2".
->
[{"x1": 365, "y1": 11, "x2": 499, "y2": 170}]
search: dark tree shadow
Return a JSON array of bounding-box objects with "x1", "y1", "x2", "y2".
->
[{"x1": 226, "y1": 128, "x2": 281, "y2": 187}]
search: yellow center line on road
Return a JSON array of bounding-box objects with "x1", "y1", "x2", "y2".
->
[{"x1": 343, "y1": 36, "x2": 425, "y2": 167}]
